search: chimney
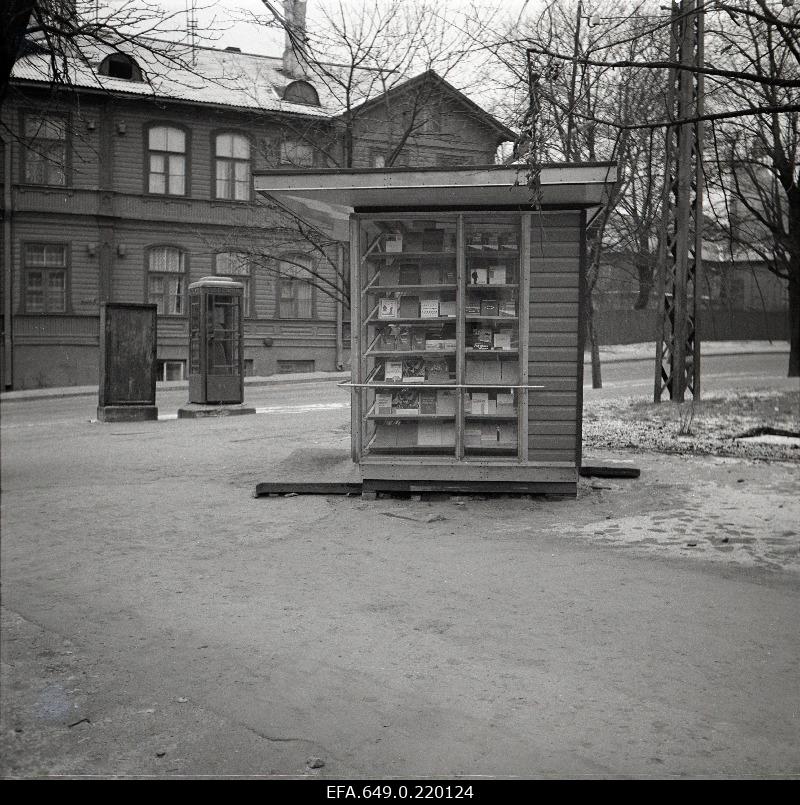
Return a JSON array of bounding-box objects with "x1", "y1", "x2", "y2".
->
[{"x1": 282, "y1": 0, "x2": 307, "y2": 79}]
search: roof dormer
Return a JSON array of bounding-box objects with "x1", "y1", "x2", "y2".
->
[{"x1": 99, "y1": 53, "x2": 143, "y2": 82}]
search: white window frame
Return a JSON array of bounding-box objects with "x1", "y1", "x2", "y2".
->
[
  {"x1": 147, "y1": 126, "x2": 187, "y2": 195},
  {"x1": 22, "y1": 243, "x2": 68, "y2": 313},
  {"x1": 23, "y1": 115, "x2": 67, "y2": 186},
  {"x1": 215, "y1": 133, "x2": 251, "y2": 201}
]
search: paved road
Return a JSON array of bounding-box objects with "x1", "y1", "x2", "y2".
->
[
  {"x1": 1, "y1": 352, "x2": 794, "y2": 429},
  {"x1": 1, "y1": 351, "x2": 798, "y2": 779}
]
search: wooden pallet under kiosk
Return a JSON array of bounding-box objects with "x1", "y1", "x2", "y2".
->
[{"x1": 254, "y1": 165, "x2": 617, "y2": 497}]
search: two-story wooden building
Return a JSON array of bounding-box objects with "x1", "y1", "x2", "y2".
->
[{"x1": 1, "y1": 36, "x2": 513, "y2": 389}]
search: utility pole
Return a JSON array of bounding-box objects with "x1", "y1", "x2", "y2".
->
[{"x1": 654, "y1": 0, "x2": 704, "y2": 402}]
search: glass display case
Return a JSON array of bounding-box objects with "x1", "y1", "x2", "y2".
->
[{"x1": 353, "y1": 213, "x2": 532, "y2": 461}]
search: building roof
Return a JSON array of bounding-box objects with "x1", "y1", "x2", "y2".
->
[
  {"x1": 10, "y1": 38, "x2": 515, "y2": 140},
  {"x1": 10, "y1": 38, "x2": 331, "y2": 118}
]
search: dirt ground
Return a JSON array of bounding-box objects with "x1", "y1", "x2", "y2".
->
[{"x1": 1, "y1": 390, "x2": 798, "y2": 778}]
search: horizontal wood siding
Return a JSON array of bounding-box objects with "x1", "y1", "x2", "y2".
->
[{"x1": 528, "y1": 212, "x2": 582, "y2": 464}]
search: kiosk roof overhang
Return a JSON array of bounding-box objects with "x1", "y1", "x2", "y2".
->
[{"x1": 254, "y1": 163, "x2": 617, "y2": 242}]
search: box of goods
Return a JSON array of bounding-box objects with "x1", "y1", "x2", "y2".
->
[
  {"x1": 493, "y1": 331, "x2": 512, "y2": 351},
  {"x1": 379, "y1": 327, "x2": 397, "y2": 351},
  {"x1": 419, "y1": 390, "x2": 437, "y2": 415},
  {"x1": 423, "y1": 229, "x2": 445, "y2": 252},
  {"x1": 398, "y1": 296, "x2": 419, "y2": 318},
  {"x1": 468, "y1": 392, "x2": 489, "y2": 415},
  {"x1": 436, "y1": 390, "x2": 456, "y2": 415},
  {"x1": 439, "y1": 300, "x2": 456, "y2": 318},
  {"x1": 480, "y1": 299, "x2": 499, "y2": 317},
  {"x1": 487, "y1": 265, "x2": 506, "y2": 285},
  {"x1": 425, "y1": 358, "x2": 450, "y2": 384},
  {"x1": 420, "y1": 265, "x2": 441, "y2": 285},
  {"x1": 396, "y1": 422, "x2": 418, "y2": 447},
  {"x1": 465, "y1": 423, "x2": 482, "y2": 447},
  {"x1": 471, "y1": 326, "x2": 493, "y2": 350},
  {"x1": 420, "y1": 299, "x2": 440, "y2": 319},
  {"x1": 425, "y1": 337, "x2": 445, "y2": 351},
  {"x1": 384, "y1": 360, "x2": 403, "y2": 382},
  {"x1": 396, "y1": 326, "x2": 412, "y2": 351},
  {"x1": 385, "y1": 233, "x2": 403, "y2": 253},
  {"x1": 499, "y1": 299, "x2": 517, "y2": 317},
  {"x1": 496, "y1": 392, "x2": 515, "y2": 416},
  {"x1": 465, "y1": 300, "x2": 482, "y2": 315},
  {"x1": 440, "y1": 421, "x2": 456, "y2": 445},
  {"x1": 375, "y1": 392, "x2": 393, "y2": 415},
  {"x1": 480, "y1": 423, "x2": 500, "y2": 443},
  {"x1": 443, "y1": 338, "x2": 457, "y2": 351},
  {"x1": 470, "y1": 267, "x2": 488, "y2": 285},
  {"x1": 486, "y1": 398, "x2": 497, "y2": 415},
  {"x1": 442, "y1": 265, "x2": 456, "y2": 283},
  {"x1": 467, "y1": 232, "x2": 483, "y2": 250},
  {"x1": 402, "y1": 358, "x2": 426, "y2": 383},
  {"x1": 378, "y1": 297, "x2": 399, "y2": 319},
  {"x1": 404, "y1": 231, "x2": 424, "y2": 252},
  {"x1": 412, "y1": 331, "x2": 427, "y2": 351},
  {"x1": 398, "y1": 263, "x2": 420, "y2": 285},
  {"x1": 393, "y1": 388, "x2": 419, "y2": 414},
  {"x1": 500, "y1": 361, "x2": 519, "y2": 385}
]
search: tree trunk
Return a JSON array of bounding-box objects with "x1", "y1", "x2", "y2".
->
[
  {"x1": 587, "y1": 297, "x2": 602, "y2": 389},
  {"x1": 789, "y1": 271, "x2": 799, "y2": 378}
]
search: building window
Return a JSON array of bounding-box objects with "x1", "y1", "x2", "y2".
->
[
  {"x1": 156, "y1": 359, "x2": 185, "y2": 381},
  {"x1": 98, "y1": 53, "x2": 143, "y2": 81},
  {"x1": 215, "y1": 133, "x2": 251, "y2": 200},
  {"x1": 147, "y1": 126, "x2": 186, "y2": 195},
  {"x1": 280, "y1": 138, "x2": 314, "y2": 167},
  {"x1": 148, "y1": 246, "x2": 186, "y2": 314},
  {"x1": 283, "y1": 80, "x2": 320, "y2": 106},
  {"x1": 23, "y1": 244, "x2": 67, "y2": 313},
  {"x1": 278, "y1": 254, "x2": 314, "y2": 318},
  {"x1": 23, "y1": 115, "x2": 67, "y2": 186},
  {"x1": 215, "y1": 251, "x2": 252, "y2": 316}
]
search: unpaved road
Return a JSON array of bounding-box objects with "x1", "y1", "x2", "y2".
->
[{"x1": 1, "y1": 365, "x2": 798, "y2": 779}]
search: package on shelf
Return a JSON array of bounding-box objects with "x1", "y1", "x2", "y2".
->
[
  {"x1": 486, "y1": 265, "x2": 506, "y2": 285},
  {"x1": 487, "y1": 398, "x2": 497, "y2": 415},
  {"x1": 480, "y1": 299, "x2": 499, "y2": 316},
  {"x1": 385, "y1": 233, "x2": 403, "y2": 253},
  {"x1": 465, "y1": 423, "x2": 482, "y2": 446},
  {"x1": 496, "y1": 391, "x2": 515, "y2": 415},
  {"x1": 402, "y1": 358, "x2": 426, "y2": 383},
  {"x1": 398, "y1": 295, "x2": 419, "y2": 318},
  {"x1": 380, "y1": 265, "x2": 399, "y2": 285},
  {"x1": 465, "y1": 301, "x2": 482, "y2": 315},
  {"x1": 500, "y1": 360, "x2": 519, "y2": 384},
  {"x1": 375, "y1": 392, "x2": 393, "y2": 415},
  {"x1": 420, "y1": 298, "x2": 440, "y2": 318},
  {"x1": 399, "y1": 262, "x2": 421, "y2": 285},
  {"x1": 480, "y1": 423, "x2": 500, "y2": 443},
  {"x1": 443, "y1": 266, "x2": 456, "y2": 283},
  {"x1": 393, "y1": 388, "x2": 419, "y2": 413},
  {"x1": 425, "y1": 336, "x2": 445, "y2": 351},
  {"x1": 378, "y1": 297, "x2": 399, "y2": 319},
  {"x1": 439, "y1": 300, "x2": 456, "y2": 318},
  {"x1": 468, "y1": 392, "x2": 489, "y2": 414},
  {"x1": 424, "y1": 358, "x2": 450, "y2": 383},
  {"x1": 416, "y1": 421, "x2": 441, "y2": 446},
  {"x1": 471, "y1": 325, "x2": 493, "y2": 349},
  {"x1": 412, "y1": 331, "x2": 427, "y2": 351},
  {"x1": 470, "y1": 267, "x2": 488, "y2": 285},
  {"x1": 493, "y1": 331, "x2": 512, "y2": 351},
  {"x1": 465, "y1": 359, "x2": 482, "y2": 384},
  {"x1": 419, "y1": 390, "x2": 437, "y2": 414},
  {"x1": 436, "y1": 390, "x2": 456, "y2": 414},
  {"x1": 384, "y1": 359, "x2": 403, "y2": 382},
  {"x1": 397, "y1": 327, "x2": 412, "y2": 350},
  {"x1": 379, "y1": 327, "x2": 397, "y2": 350},
  {"x1": 499, "y1": 299, "x2": 517, "y2": 317},
  {"x1": 420, "y1": 265, "x2": 441, "y2": 284},
  {"x1": 443, "y1": 338, "x2": 457, "y2": 350}
]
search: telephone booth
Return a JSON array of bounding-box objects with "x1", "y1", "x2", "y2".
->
[{"x1": 188, "y1": 276, "x2": 245, "y2": 404}]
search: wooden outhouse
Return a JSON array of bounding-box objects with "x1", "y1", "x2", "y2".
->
[{"x1": 255, "y1": 164, "x2": 616, "y2": 497}]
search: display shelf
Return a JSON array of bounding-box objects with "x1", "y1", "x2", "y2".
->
[
  {"x1": 369, "y1": 284, "x2": 457, "y2": 292},
  {"x1": 367, "y1": 251, "x2": 456, "y2": 259},
  {"x1": 465, "y1": 348, "x2": 519, "y2": 355},
  {"x1": 464, "y1": 414, "x2": 518, "y2": 421},
  {"x1": 367, "y1": 350, "x2": 457, "y2": 358}
]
